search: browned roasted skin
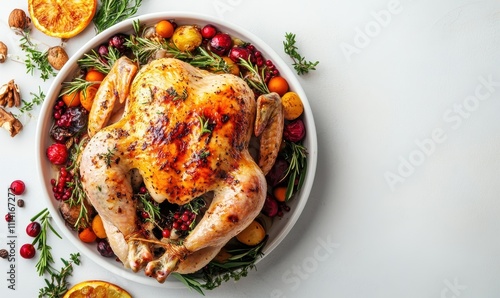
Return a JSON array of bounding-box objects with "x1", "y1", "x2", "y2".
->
[{"x1": 80, "y1": 57, "x2": 267, "y2": 282}]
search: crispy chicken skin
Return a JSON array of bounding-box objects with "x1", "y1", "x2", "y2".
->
[{"x1": 80, "y1": 57, "x2": 282, "y2": 282}]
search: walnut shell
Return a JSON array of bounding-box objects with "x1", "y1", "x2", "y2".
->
[
  {"x1": 47, "y1": 46, "x2": 69, "y2": 70},
  {"x1": 0, "y1": 42, "x2": 7, "y2": 63}
]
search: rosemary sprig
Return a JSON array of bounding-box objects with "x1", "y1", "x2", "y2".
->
[
  {"x1": 78, "y1": 46, "x2": 121, "y2": 74},
  {"x1": 93, "y1": 0, "x2": 143, "y2": 33},
  {"x1": 197, "y1": 116, "x2": 213, "y2": 135},
  {"x1": 238, "y1": 58, "x2": 270, "y2": 95},
  {"x1": 281, "y1": 141, "x2": 308, "y2": 201},
  {"x1": 18, "y1": 86, "x2": 45, "y2": 115},
  {"x1": 66, "y1": 138, "x2": 90, "y2": 229},
  {"x1": 19, "y1": 32, "x2": 56, "y2": 81},
  {"x1": 60, "y1": 78, "x2": 95, "y2": 98},
  {"x1": 38, "y1": 253, "x2": 81, "y2": 298},
  {"x1": 138, "y1": 193, "x2": 161, "y2": 223},
  {"x1": 189, "y1": 47, "x2": 229, "y2": 73},
  {"x1": 283, "y1": 32, "x2": 319, "y2": 75},
  {"x1": 31, "y1": 208, "x2": 63, "y2": 276}
]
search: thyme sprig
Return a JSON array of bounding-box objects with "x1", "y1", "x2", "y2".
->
[
  {"x1": 18, "y1": 86, "x2": 45, "y2": 116},
  {"x1": 93, "y1": 0, "x2": 143, "y2": 33},
  {"x1": 19, "y1": 32, "x2": 56, "y2": 81},
  {"x1": 38, "y1": 253, "x2": 81, "y2": 298},
  {"x1": 281, "y1": 141, "x2": 308, "y2": 200},
  {"x1": 31, "y1": 208, "x2": 63, "y2": 276},
  {"x1": 283, "y1": 32, "x2": 319, "y2": 75}
]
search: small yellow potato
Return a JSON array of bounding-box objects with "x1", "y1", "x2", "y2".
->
[
  {"x1": 281, "y1": 91, "x2": 304, "y2": 120},
  {"x1": 236, "y1": 220, "x2": 266, "y2": 246},
  {"x1": 172, "y1": 25, "x2": 202, "y2": 52}
]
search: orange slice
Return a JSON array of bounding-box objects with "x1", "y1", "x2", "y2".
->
[
  {"x1": 63, "y1": 280, "x2": 132, "y2": 298},
  {"x1": 28, "y1": 0, "x2": 98, "y2": 38}
]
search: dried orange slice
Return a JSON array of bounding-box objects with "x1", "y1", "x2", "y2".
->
[
  {"x1": 28, "y1": 0, "x2": 97, "y2": 38},
  {"x1": 63, "y1": 280, "x2": 132, "y2": 298}
]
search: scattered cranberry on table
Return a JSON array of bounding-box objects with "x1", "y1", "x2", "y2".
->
[
  {"x1": 26, "y1": 221, "x2": 41, "y2": 237},
  {"x1": 20, "y1": 243, "x2": 36, "y2": 259},
  {"x1": 10, "y1": 180, "x2": 25, "y2": 195},
  {"x1": 5, "y1": 214, "x2": 13, "y2": 222}
]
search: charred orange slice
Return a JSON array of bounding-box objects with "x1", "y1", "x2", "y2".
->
[
  {"x1": 28, "y1": 0, "x2": 97, "y2": 38},
  {"x1": 63, "y1": 280, "x2": 132, "y2": 298}
]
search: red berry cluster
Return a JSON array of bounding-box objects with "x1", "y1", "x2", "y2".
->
[
  {"x1": 50, "y1": 166, "x2": 73, "y2": 201},
  {"x1": 162, "y1": 209, "x2": 196, "y2": 238}
]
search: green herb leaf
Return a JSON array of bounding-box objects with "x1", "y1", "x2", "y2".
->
[
  {"x1": 93, "y1": 0, "x2": 143, "y2": 33},
  {"x1": 283, "y1": 32, "x2": 319, "y2": 75}
]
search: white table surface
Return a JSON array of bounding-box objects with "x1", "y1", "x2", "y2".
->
[{"x1": 1, "y1": 0, "x2": 500, "y2": 297}]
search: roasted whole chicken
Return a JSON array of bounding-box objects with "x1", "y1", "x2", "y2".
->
[{"x1": 80, "y1": 56, "x2": 283, "y2": 282}]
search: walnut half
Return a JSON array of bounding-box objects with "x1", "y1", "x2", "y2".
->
[
  {"x1": 0, "y1": 80, "x2": 21, "y2": 108},
  {"x1": 0, "y1": 107, "x2": 22, "y2": 137}
]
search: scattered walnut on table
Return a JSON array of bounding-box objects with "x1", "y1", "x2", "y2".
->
[
  {"x1": 0, "y1": 80, "x2": 21, "y2": 108},
  {"x1": 0, "y1": 42, "x2": 7, "y2": 63},
  {"x1": 0, "y1": 107, "x2": 23, "y2": 137},
  {"x1": 47, "y1": 46, "x2": 69, "y2": 70}
]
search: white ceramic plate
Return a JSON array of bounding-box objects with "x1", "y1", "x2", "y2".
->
[{"x1": 35, "y1": 12, "x2": 317, "y2": 288}]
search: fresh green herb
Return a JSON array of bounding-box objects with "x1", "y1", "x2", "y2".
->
[
  {"x1": 66, "y1": 138, "x2": 90, "y2": 229},
  {"x1": 18, "y1": 86, "x2": 45, "y2": 115},
  {"x1": 19, "y1": 32, "x2": 56, "y2": 81},
  {"x1": 78, "y1": 46, "x2": 121, "y2": 74},
  {"x1": 138, "y1": 192, "x2": 161, "y2": 223},
  {"x1": 189, "y1": 47, "x2": 229, "y2": 73},
  {"x1": 239, "y1": 58, "x2": 270, "y2": 95},
  {"x1": 172, "y1": 273, "x2": 205, "y2": 295},
  {"x1": 31, "y1": 208, "x2": 63, "y2": 276},
  {"x1": 283, "y1": 32, "x2": 319, "y2": 75},
  {"x1": 99, "y1": 147, "x2": 118, "y2": 167},
  {"x1": 93, "y1": 0, "x2": 143, "y2": 33},
  {"x1": 178, "y1": 239, "x2": 266, "y2": 294},
  {"x1": 197, "y1": 116, "x2": 213, "y2": 135},
  {"x1": 60, "y1": 78, "x2": 95, "y2": 98},
  {"x1": 199, "y1": 150, "x2": 210, "y2": 159},
  {"x1": 281, "y1": 141, "x2": 308, "y2": 200},
  {"x1": 38, "y1": 253, "x2": 81, "y2": 298},
  {"x1": 166, "y1": 87, "x2": 188, "y2": 101}
]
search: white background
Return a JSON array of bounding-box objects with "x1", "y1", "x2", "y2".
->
[{"x1": 1, "y1": 0, "x2": 500, "y2": 297}]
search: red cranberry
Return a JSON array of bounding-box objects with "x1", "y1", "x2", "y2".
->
[
  {"x1": 26, "y1": 222, "x2": 41, "y2": 237},
  {"x1": 262, "y1": 195, "x2": 279, "y2": 217},
  {"x1": 162, "y1": 228, "x2": 171, "y2": 238},
  {"x1": 46, "y1": 143, "x2": 68, "y2": 165},
  {"x1": 209, "y1": 33, "x2": 232, "y2": 56},
  {"x1": 108, "y1": 34, "x2": 127, "y2": 53},
  {"x1": 201, "y1": 24, "x2": 217, "y2": 39},
  {"x1": 20, "y1": 244, "x2": 36, "y2": 259},
  {"x1": 97, "y1": 44, "x2": 109, "y2": 57},
  {"x1": 283, "y1": 119, "x2": 306, "y2": 142},
  {"x1": 5, "y1": 214, "x2": 12, "y2": 222},
  {"x1": 228, "y1": 46, "x2": 251, "y2": 63},
  {"x1": 10, "y1": 180, "x2": 25, "y2": 195}
]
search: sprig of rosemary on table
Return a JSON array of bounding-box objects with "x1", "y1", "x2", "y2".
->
[
  {"x1": 19, "y1": 32, "x2": 56, "y2": 81},
  {"x1": 283, "y1": 32, "x2": 319, "y2": 75},
  {"x1": 31, "y1": 208, "x2": 63, "y2": 275},
  {"x1": 93, "y1": 0, "x2": 143, "y2": 33},
  {"x1": 281, "y1": 141, "x2": 308, "y2": 201},
  {"x1": 38, "y1": 253, "x2": 81, "y2": 298}
]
